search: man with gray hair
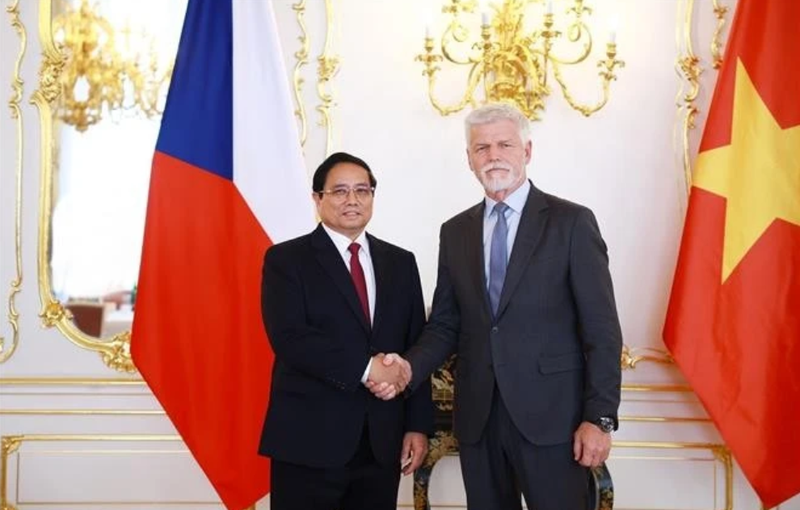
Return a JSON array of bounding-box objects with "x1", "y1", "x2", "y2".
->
[{"x1": 370, "y1": 102, "x2": 623, "y2": 509}]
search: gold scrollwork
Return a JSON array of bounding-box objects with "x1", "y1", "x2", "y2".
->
[
  {"x1": 0, "y1": 0, "x2": 26, "y2": 365},
  {"x1": 674, "y1": 0, "x2": 727, "y2": 199},
  {"x1": 677, "y1": 53, "x2": 700, "y2": 129},
  {"x1": 674, "y1": 0, "x2": 702, "y2": 197},
  {"x1": 99, "y1": 331, "x2": 135, "y2": 372},
  {"x1": 431, "y1": 356, "x2": 455, "y2": 412},
  {"x1": 620, "y1": 344, "x2": 674, "y2": 370},
  {"x1": 292, "y1": 0, "x2": 309, "y2": 146},
  {"x1": 422, "y1": 430, "x2": 459, "y2": 471},
  {"x1": 39, "y1": 299, "x2": 66, "y2": 326},
  {"x1": 676, "y1": 83, "x2": 699, "y2": 194},
  {"x1": 413, "y1": 430, "x2": 459, "y2": 510},
  {"x1": 710, "y1": 0, "x2": 728, "y2": 70},
  {"x1": 316, "y1": 0, "x2": 339, "y2": 156},
  {"x1": 29, "y1": 0, "x2": 134, "y2": 373}
]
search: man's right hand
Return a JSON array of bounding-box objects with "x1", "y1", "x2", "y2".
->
[{"x1": 365, "y1": 353, "x2": 412, "y2": 400}]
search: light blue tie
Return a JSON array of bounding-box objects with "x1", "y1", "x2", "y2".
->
[{"x1": 488, "y1": 202, "x2": 509, "y2": 318}]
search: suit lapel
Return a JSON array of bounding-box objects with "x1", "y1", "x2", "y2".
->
[
  {"x1": 367, "y1": 234, "x2": 390, "y2": 339},
  {"x1": 465, "y1": 202, "x2": 493, "y2": 321},
  {"x1": 496, "y1": 183, "x2": 548, "y2": 319},
  {"x1": 311, "y1": 225, "x2": 371, "y2": 334}
]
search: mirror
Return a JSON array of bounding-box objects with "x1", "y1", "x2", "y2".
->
[
  {"x1": 34, "y1": 0, "x2": 186, "y2": 370},
  {"x1": 34, "y1": 0, "x2": 322, "y2": 371}
]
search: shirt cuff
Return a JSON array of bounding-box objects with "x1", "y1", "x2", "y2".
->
[{"x1": 360, "y1": 357, "x2": 373, "y2": 384}]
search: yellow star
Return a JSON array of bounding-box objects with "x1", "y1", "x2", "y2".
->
[{"x1": 693, "y1": 59, "x2": 800, "y2": 282}]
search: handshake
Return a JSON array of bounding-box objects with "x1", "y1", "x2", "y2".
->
[{"x1": 364, "y1": 353, "x2": 411, "y2": 400}]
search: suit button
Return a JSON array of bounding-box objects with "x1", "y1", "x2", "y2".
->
[{"x1": 491, "y1": 326, "x2": 499, "y2": 333}]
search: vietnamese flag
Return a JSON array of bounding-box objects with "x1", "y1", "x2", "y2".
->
[
  {"x1": 130, "y1": 0, "x2": 314, "y2": 508},
  {"x1": 663, "y1": 0, "x2": 800, "y2": 507}
]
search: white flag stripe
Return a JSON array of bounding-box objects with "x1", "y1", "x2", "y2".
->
[{"x1": 232, "y1": 0, "x2": 314, "y2": 244}]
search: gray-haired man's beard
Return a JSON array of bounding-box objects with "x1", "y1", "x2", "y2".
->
[{"x1": 478, "y1": 162, "x2": 517, "y2": 193}]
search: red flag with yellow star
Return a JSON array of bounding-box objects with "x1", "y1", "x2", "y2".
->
[{"x1": 663, "y1": 0, "x2": 800, "y2": 507}]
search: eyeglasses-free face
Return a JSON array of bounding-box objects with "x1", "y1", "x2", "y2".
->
[
  {"x1": 313, "y1": 162, "x2": 374, "y2": 240},
  {"x1": 467, "y1": 118, "x2": 531, "y2": 199}
]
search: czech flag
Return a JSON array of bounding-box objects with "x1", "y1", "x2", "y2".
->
[{"x1": 131, "y1": 1, "x2": 314, "y2": 508}]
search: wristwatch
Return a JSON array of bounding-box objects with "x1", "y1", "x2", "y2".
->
[{"x1": 594, "y1": 416, "x2": 615, "y2": 433}]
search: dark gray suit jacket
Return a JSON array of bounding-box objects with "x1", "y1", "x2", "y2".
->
[{"x1": 407, "y1": 182, "x2": 622, "y2": 446}]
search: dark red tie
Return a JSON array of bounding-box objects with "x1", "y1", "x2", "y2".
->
[{"x1": 348, "y1": 243, "x2": 370, "y2": 324}]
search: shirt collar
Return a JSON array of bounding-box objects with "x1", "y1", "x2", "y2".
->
[
  {"x1": 321, "y1": 223, "x2": 371, "y2": 257},
  {"x1": 484, "y1": 179, "x2": 531, "y2": 218}
]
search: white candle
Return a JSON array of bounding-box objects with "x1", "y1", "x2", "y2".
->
[
  {"x1": 546, "y1": 0, "x2": 553, "y2": 14},
  {"x1": 423, "y1": 8, "x2": 433, "y2": 39},
  {"x1": 608, "y1": 14, "x2": 619, "y2": 44},
  {"x1": 482, "y1": 11, "x2": 490, "y2": 26}
]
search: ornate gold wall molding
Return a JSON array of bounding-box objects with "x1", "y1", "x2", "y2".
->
[
  {"x1": 621, "y1": 344, "x2": 674, "y2": 370},
  {"x1": 710, "y1": 0, "x2": 729, "y2": 69},
  {"x1": 28, "y1": 0, "x2": 134, "y2": 373},
  {"x1": 417, "y1": 437, "x2": 732, "y2": 510},
  {"x1": 0, "y1": 436, "x2": 21, "y2": 510},
  {"x1": 620, "y1": 415, "x2": 709, "y2": 423},
  {"x1": 612, "y1": 441, "x2": 733, "y2": 510},
  {"x1": 675, "y1": 0, "x2": 702, "y2": 196},
  {"x1": 0, "y1": 434, "x2": 178, "y2": 510},
  {"x1": 0, "y1": 409, "x2": 163, "y2": 415},
  {"x1": 0, "y1": 0, "x2": 26, "y2": 365},
  {"x1": 316, "y1": 0, "x2": 339, "y2": 156},
  {"x1": 1, "y1": 434, "x2": 256, "y2": 509},
  {"x1": 622, "y1": 383, "x2": 691, "y2": 393},
  {"x1": 675, "y1": 0, "x2": 731, "y2": 197},
  {"x1": 0, "y1": 376, "x2": 143, "y2": 385},
  {"x1": 292, "y1": 0, "x2": 309, "y2": 146}
]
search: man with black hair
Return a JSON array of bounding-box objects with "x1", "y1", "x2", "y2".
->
[{"x1": 258, "y1": 152, "x2": 433, "y2": 510}]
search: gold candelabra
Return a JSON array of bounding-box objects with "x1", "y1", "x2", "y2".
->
[
  {"x1": 416, "y1": 0, "x2": 624, "y2": 120},
  {"x1": 52, "y1": 0, "x2": 172, "y2": 132}
]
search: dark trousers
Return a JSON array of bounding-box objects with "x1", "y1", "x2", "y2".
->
[
  {"x1": 270, "y1": 423, "x2": 401, "y2": 510},
  {"x1": 459, "y1": 387, "x2": 588, "y2": 510}
]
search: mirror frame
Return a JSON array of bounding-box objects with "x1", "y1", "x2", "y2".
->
[
  {"x1": 30, "y1": 0, "x2": 334, "y2": 373},
  {"x1": 31, "y1": 0, "x2": 135, "y2": 372}
]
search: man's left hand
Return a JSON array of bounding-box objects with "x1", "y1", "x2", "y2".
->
[
  {"x1": 573, "y1": 421, "x2": 611, "y2": 468},
  {"x1": 400, "y1": 432, "x2": 428, "y2": 475}
]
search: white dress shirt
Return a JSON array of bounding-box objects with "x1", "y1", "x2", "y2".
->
[
  {"x1": 482, "y1": 179, "x2": 531, "y2": 287},
  {"x1": 321, "y1": 224, "x2": 376, "y2": 382}
]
